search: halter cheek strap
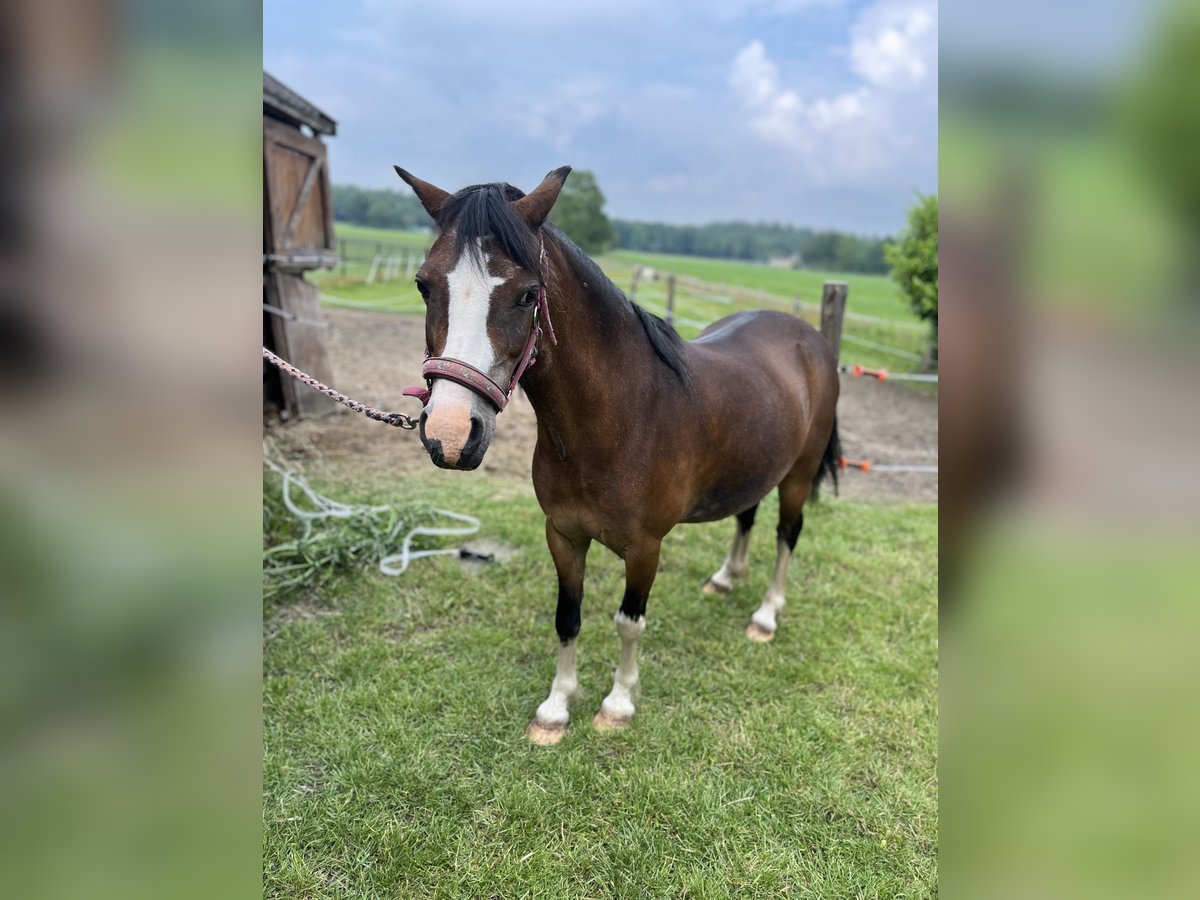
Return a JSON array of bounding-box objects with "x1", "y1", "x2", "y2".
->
[{"x1": 404, "y1": 234, "x2": 557, "y2": 413}]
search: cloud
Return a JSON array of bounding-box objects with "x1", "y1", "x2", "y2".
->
[
  {"x1": 728, "y1": 0, "x2": 936, "y2": 183},
  {"x1": 849, "y1": 0, "x2": 936, "y2": 87},
  {"x1": 518, "y1": 78, "x2": 616, "y2": 152},
  {"x1": 729, "y1": 40, "x2": 880, "y2": 179}
]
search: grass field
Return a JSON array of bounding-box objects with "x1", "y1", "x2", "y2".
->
[
  {"x1": 263, "y1": 473, "x2": 938, "y2": 897},
  {"x1": 605, "y1": 250, "x2": 911, "y2": 324},
  {"x1": 334, "y1": 222, "x2": 436, "y2": 248}
]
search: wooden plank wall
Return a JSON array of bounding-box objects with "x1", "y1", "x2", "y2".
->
[
  {"x1": 264, "y1": 272, "x2": 337, "y2": 418},
  {"x1": 263, "y1": 116, "x2": 338, "y2": 419},
  {"x1": 263, "y1": 117, "x2": 335, "y2": 256}
]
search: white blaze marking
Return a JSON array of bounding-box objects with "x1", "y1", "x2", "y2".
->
[
  {"x1": 534, "y1": 640, "x2": 578, "y2": 726},
  {"x1": 599, "y1": 612, "x2": 646, "y2": 720},
  {"x1": 431, "y1": 244, "x2": 506, "y2": 408}
]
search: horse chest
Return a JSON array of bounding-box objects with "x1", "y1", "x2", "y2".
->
[{"x1": 533, "y1": 458, "x2": 650, "y2": 548}]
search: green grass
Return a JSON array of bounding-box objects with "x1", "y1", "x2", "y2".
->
[
  {"x1": 603, "y1": 250, "x2": 912, "y2": 324},
  {"x1": 264, "y1": 474, "x2": 938, "y2": 898},
  {"x1": 334, "y1": 222, "x2": 436, "y2": 248}
]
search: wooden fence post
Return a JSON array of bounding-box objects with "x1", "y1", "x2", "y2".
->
[
  {"x1": 820, "y1": 281, "x2": 848, "y2": 361},
  {"x1": 665, "y1": 274, "x2": 676, "y2": 326},
  {"x1": 629, "y1": 267, "x2": 642, "y2": 301}
]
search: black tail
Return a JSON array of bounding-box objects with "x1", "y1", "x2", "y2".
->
[{"x1": 811, "y1": 418, "x2": 841, "y2": 501}]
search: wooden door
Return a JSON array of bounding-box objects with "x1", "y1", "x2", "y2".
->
[{"x1": 263, "y1": 117, "x2": 335, "y2": 260}]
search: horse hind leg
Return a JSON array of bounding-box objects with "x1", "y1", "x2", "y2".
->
[
  {"x1": 746, "y1": 474, "x2": 809, "y2": 643},
  {"x1": 702, "y1": 504, "x2": 758, "y2": 595}
]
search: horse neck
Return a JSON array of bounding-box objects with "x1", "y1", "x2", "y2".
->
[{"x1": 520, "y1": 237, "x2": 656, "y2": 431}]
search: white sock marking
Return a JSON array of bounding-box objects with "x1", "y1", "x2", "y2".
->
[
  {"x1": 534, "y1": 640, "x2": 578, "y2": 726},
  {"x1": 750, "y1": 538, "x2": 792, "y2": 633},
  {"x1": 600, "y1": 612, "x2": 645, "y2": 719},
  {"x1": 709, "y1": 526, "x2": 751, "y2": 589}
]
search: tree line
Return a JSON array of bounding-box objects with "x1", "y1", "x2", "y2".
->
[
  {"x1": 332, "y1": 181, "x2": 891, "y2": 274},
  {"x1": 332, "y1": 184, "x2": 428, "y2": 231},
  {"x1": 611, "y1": 219, "x2": 889, "y2": 273}
]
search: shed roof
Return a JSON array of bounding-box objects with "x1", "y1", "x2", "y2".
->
[{"x1": 263, "y1": 72, "x2": 337, "y2": 136}]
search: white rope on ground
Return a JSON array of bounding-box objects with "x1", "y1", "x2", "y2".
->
[
  {"x1": 264, "y1": 459, "x2": 481, "y2": 577},
  {"x1": 379, "y1": 509, "x2": 481, "y2": 576},
  {"x1": 869, "y1": 464, "x2": 938, "y2": 474}
]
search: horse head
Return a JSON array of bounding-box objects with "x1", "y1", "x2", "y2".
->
[{"x1": 395, "y1": 165, "x2": 571, "y2": 470}]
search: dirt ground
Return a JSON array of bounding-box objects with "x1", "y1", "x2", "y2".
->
[{"x1": 266, "y1": 308, "x2": 937, "y2": 503}]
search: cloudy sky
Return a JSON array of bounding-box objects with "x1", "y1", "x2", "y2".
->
[{"x1": 264, "y1": 0, "x2": 937, "y2": 235}]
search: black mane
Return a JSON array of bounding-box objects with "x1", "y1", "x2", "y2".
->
[
  {"x1": 553, "y1": 229, "x2": 690, "y2": 383},
  {"x1": 436, "y1": 182, "x2": 689, "y2": 383}
]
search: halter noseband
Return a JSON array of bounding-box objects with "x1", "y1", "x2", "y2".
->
[{"x1": 403, "y1": 233, "x2": 557, "y2": 412}]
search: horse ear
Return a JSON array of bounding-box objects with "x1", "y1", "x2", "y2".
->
[
  {"x1": 513, "y1": 166, "x2": 572, "y2": 229},
  {"x1": 394, "y1": 166, "x2": 450, "y2": 218}
]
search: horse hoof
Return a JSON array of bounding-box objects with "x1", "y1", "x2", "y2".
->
[
  {"x1": 702, "y1": 579, "x2": 730, "y2": 596},
  {"x1": 745, "y1": 622, "x2": 775, "y2": 642},
  {"x1": 592, "y1": 709, "x2": 632, "y2": 732},
  {"x1": 526, "y1": 719, "x2": 567, "y2": 745}
]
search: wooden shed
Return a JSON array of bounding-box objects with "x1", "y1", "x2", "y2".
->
[{"x1": 263, "y1": 72, "x2": 338, "y2": 419}]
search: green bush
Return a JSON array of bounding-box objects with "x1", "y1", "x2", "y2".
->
[
  {"x1": 885, "y1": 194, "x2": 938, "y2": 358},
  {"x1": 549, "y1": 169, "x2": 615, "y2": 254}
]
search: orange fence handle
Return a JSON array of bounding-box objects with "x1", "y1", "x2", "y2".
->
[
  {"x1": 849, "y1": 364, "x2": 888, "y2": 381},
  {"x1": 838, "y1": 456, "x2": 872, "y2": 472}
]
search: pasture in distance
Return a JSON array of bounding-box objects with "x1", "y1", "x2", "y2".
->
[{"x1": 312, "y1": 223, "x2": 933, "y2": 376}]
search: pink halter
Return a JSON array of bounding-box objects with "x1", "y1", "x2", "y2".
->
[{"x1": 403, "y1": 234, "x2": 557, "y2": 412}]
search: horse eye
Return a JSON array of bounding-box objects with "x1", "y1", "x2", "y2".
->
[
  {"x1": 414, "y1": 277, "x2": 430, "y2": 301},
  {"x1": 516, "y1": 287, "x2": 538, "y2": 309}
]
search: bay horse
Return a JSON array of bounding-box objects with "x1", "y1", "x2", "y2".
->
[{"x1": 395, "y1": 165, "x2": 840, "y2": 745}]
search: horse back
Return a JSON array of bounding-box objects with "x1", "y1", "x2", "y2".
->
[{"x1": 689, "y1": 309, "x2": 837, "y2": 402}]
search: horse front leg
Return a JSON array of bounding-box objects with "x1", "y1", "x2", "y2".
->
[
  {"x1": 527, "y1": 521, "x2": 590, "y2": 746},
  {"x1": 594, "y1": 536, "x2": 661, "y2": 732}
]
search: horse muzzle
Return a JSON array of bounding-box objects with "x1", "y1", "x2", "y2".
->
[{"x1": 419, "y1": 403, "x2": 495, "y2": 470}]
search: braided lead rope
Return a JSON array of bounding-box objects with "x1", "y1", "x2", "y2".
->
[{"x1": 263, "y1": 347, "x2": 420, "y2": 430}]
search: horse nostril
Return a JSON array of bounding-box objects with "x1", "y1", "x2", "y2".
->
[
  {"x1": 461, "y1": 415, "x2": 485, "y2": 461},
  {"x1": 418, "y1": 410, "x2": 442, "y2": 463}
]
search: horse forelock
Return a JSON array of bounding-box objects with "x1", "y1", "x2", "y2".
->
[{"x1": 436, "y1": 183, "x2": 542, "y2": 276}]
